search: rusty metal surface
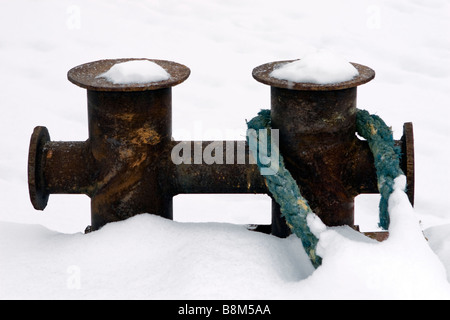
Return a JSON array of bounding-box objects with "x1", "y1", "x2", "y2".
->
[
  {"x1": 401, "y1": 123, "x2": 415, "y2": 206},
  {"x1": 253, "y1": 61, "x2": 412, "y2": 236},
  {"x1": 28, "y1": 126, "x2": 50, "y2": 210},
  {"x1": 166, "y1": 141, "x2": 268, "y2": 195},
  {"x1": 252, "y1": 60, "x2": 375, "y2": 91},
  {"x1": 43, "y1": 141, "x2": 94, "y2": 195},
  {"x1": 363, "y1": 231, "x2": 390, "y2": 242},
  {"x1": 270, "y1": 86, "x2": 363, "y2": 228},
  {"x1": 67, "y1": 58, "x2": 190, "y2": 91},
  {"x1": 28, "y1": 58, "x2": 414, "y2": 237},
  {"x1": 87, "y1": 88, "x2": 174, "y2": 230}
]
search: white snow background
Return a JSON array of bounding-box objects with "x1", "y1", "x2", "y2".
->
[{"x1": 1, "y1": 0, "x2": 450, "y2": 299}]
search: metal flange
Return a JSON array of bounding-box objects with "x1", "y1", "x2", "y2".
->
[{"x1": 28, "y1": 126, "x2": 50, "y2": 210}]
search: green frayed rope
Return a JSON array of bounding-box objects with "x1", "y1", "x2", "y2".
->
[
  {"x1": 246, "y1": 109, "x2": 403, "y2": 269},
  {"x1": 355, "y1": 109, "x2": 404, "y2": 230},
  {"x1": 246, "y1": 109, "x2": 321, "y2": 268}
]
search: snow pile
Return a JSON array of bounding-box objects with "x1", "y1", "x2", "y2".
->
[
  {"x1": 425, "y1": 224, "x2": 450, "y2": 282},
  {"x1": 303, "y1": 176, "x2": 450, "y2": 299},
  {"x1": 1, "y1": 175, "x2": 449, "y2": 299},
  {"x1": 0, "y1": 215, "x2": 314, "y2": 300},
  {"x1": 270, "y1": 50, "x2": 359, "y2": 84},
  {"x1": 97, "y1": 60, "x2": 170, "y2": 84}
]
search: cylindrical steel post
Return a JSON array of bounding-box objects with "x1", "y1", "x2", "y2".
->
[
  {"x1": 271, "y1": 86, "x2": 358, "y2": 227},
  {"x1": 86, "y1": 88, "x2": 173, "y2": 229},
  {"x1": 253, "y1": 60, "x2": 376, "y2": 232}
]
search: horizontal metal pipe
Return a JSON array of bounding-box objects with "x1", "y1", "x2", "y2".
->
[
  {"x1": 42, "y1": 141, "x2": 94, "y2": 196},
  {"x1": 164, "y1": 141, "x2": 269, "y2": 195}
]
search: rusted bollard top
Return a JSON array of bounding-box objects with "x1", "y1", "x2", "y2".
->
[
  {"x1": 67, "y1": 58, "x2": 191, "y2": 91},
  {"x1": 252, "y1": 60, "x2": 375, "y2": 90}
]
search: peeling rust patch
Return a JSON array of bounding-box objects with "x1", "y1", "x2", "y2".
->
[
  {"x1": 130, "y1": 124, "x2": 161, "y2": 146},
  {"x1": 117, "y1": 113, "x2": 134, "y2": 121}
]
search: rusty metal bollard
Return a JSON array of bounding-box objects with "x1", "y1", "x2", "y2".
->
[
  {"x1": 28, "y1": 58, "x2": 414, "y2": 237},
  {"x1": 253, "y1": 60, "x2": 414, "y2": 237}
]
